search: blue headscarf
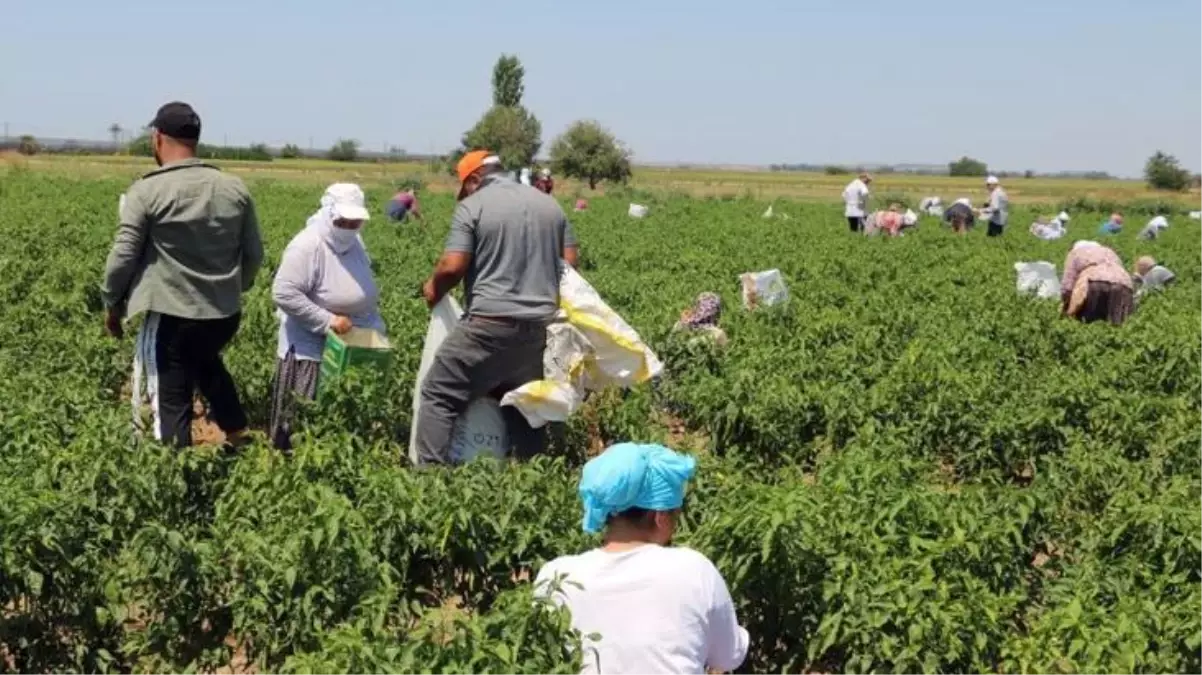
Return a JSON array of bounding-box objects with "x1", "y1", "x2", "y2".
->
[{"x1": 578, "y1": 443, "x2": 697, "y2": 534}]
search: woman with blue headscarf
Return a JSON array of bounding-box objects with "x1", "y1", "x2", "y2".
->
[{"x1": 534, "y1": 443, "x2": 749, "y2": 674}]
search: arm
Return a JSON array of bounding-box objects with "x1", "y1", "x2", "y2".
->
[
  {"x1": 563, "y1": 217, "x2": 580, "y2": 268},
  {"x1": 100, "y1": 188, "x2": 150, "y2": 314},
  {"x1": 422, "y1": 203, "x2": 473, "y2": 308},
  {"x1": 272, "y1": 240, "x2": 334, "y2": 334},
  {"x1": 240, "y1": 194, "x2": 265, "y2": 291},
  {"x1": 1059, "y1": 252, "x2": 1081, "y2": 313},
  {"x1": 704, "y1": 564, "x2": 750, "y2": 672}
]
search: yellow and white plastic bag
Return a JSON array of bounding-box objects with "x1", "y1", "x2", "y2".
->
[{"x1": 501, "y1": 265, "x2": 663, "y2": 428}]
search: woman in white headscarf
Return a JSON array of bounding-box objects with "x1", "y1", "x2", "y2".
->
[{"x1": 269, "y1": 183, "x2": 386, "y2": 451}]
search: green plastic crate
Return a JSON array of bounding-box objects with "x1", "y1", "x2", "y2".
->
[{"x1": 318, "y1": 328, "x2": 394, "y2": 397}]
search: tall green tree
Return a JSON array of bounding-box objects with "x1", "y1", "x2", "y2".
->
[
  {"x1": 948, "y1": 156, "x2": 988, "y2": 177},
  {"x1": 1144, "y1": 151, "x2": 1191, "y2": 191},
  {"x1": 549, "y1": 120, "x2": 633, "y2": 189},
  {"x1": 328, "y1": 139, "x2": 360, "y2": 162},
  {"x1": 491, "y1": 54, "x2": 525, "y2": 107},
  {"x1": 458, "y1": 106, "x2": 542, "y2": 172},
  {"x1": 453, "y1": 55, "x2": 542, "y2": 173}
]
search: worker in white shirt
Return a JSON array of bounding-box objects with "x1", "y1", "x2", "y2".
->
[
  {"x1": 842, "y1": 172, "x2": 872, "y2": 232},
  {"x1": 534, "y1": 442, "x2": 749, "y2": 675},
  {"x1": 984, "y1": 175, "x2": 1009, "y2": 237}
]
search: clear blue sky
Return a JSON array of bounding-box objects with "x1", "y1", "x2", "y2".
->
[{"x1": 4, "y1": 0, "x2": 1199, "y2": 177}]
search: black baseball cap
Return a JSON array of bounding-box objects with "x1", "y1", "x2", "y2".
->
[{"x1": 149, "y1": 101, "x2": 201, "y2": 141}]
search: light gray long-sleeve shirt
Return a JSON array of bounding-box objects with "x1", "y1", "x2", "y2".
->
[
  {"x1": 272, "y1": 224, "x2": 384, "y2": 361},
  {"x1": 988, "y1": 187, "x2": 1009, "y2": 226},
  {"x1": 102, "y1": 158, "x2": 263, "y2": 319}
]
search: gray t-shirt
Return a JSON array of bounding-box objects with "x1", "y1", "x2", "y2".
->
[{"x1": 445, "y1": 174, "x2": 578, "y2": 320}]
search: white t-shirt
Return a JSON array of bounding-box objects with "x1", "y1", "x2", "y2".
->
[
  {"x1": 535, "y1": 545, "x2": 749, "y2": 675},
  {"x1": 842, "y1": 179, "x2": 869, "y2": 218}
]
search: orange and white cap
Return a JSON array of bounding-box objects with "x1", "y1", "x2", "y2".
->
[{"x1": 456, "y1": 150, "x2": 501, "y2": 198}]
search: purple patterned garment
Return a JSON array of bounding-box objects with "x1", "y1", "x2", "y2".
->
[{"x1": 681, "y1": 292, "x2": 722, "y2": 327}]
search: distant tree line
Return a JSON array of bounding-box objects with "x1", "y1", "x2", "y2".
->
[{"x1": 0, "y1": 134, "x2": 422, "y2": 164}]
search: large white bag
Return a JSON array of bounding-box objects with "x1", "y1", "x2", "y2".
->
[
  {"x1": 407, "y1": 296, "x2": 508, "y2": 464},
  {"x1": 1014, "y1": 261, "x2": 1061, "y2": 299},
  {"x1": 448, "y1": 397, "x2": 508, "y2": 463},
  {"x1": 501, "y1": 265, "x2": 663, "y2": 428},
  {"x1": 739, "y1": 269, "x2": 789, "y2": 309},
  {"x1": 628, "y1": 203, "x2": 649, "y2": 218}
]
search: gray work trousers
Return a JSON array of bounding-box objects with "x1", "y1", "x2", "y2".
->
[{"x1": 413, "y1": 314, "x2": 547, "y2": 466}]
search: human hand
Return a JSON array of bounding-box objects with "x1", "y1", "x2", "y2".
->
[
  {"x1": 422, "y1": 279, "x2": 438, "y2": 309},
  {"x1": 104, "y1": 309, "x2": 123, "y2": 338},
  {"x1": 329, "y1": 315, "x2": 353, "y2": 334}
]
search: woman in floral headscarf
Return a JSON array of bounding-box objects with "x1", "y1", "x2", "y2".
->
[
  {"x1": 534, "y1": 443, "x2": 749, "y2": 675},
  {"x1": 1060, "y1": 240, "x2": 1134, "y2": 325},
  {"x1": 672, "y1": 292, "x2": 727, "y2": 346}
]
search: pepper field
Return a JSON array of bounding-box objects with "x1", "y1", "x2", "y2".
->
[{"x1": 1, "y1": 164, "x2": 1199, "y2": 673}]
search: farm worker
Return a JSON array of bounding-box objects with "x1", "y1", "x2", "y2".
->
[
  {"x1": 1137, "y1": 215, "x2": 1169, "y2": 240},
  {"x1": 864, "y1": 207, "x2": 907, "y2": 237},
  {"x1": 672, "y1": 292, "x2": 727, "y2": 346},
  {"x1": 943, "y1": 197, "x2": 975, "y2": 234},
  {"x1": 1132, "y1": 256, "x2": 1176, "y2": 296},
  {"x1": 386, "y1": 187, "x2": 422, "y2": 222},
  {"x1": 984, "y1": 175, "x2": 1009, "y2": 237},
  {"x1": 842, "y1": 172, "x2": 872, "y2": 232},
  {"x1": 534, "y1": 167, "x2": 555, "y2": 194},
  {"x1": 575, "y1": 198, "x2": 588, "y2": 212},
  {"x1": 414, "y1": 151, "x2": 579, "y2": 465},
  {"x1": 1029, "y1": 215, "x2": 1067, "y2": 241},
  {"x1": 519, "y1": 167, "x2": 532, "y2": 186},
  {"x1": 534, "y1": 443, "x2": 749, "y2": 675},
  {"x1": 100, "y1": 101, "x2": 263, "y2": 448},
  {"x1": 1059, "y1": 240, "x2": 1135, "y2": 325},
  {"x1": 269, "y1": 183, "x2": 384, "y2": 452},
  {"x1": 1097, "y1": 212, "x2": 1124, "y2": 235}
]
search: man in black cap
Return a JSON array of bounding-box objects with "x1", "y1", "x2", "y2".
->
[{"x1": 101, "y1": 101, "x2": 264, "y2": 448}]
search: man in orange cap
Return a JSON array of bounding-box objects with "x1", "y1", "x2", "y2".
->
[{"x1": 415, "y1": 150, "x2": 579, "y2": 465}]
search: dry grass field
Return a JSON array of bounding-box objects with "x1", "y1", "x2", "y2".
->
[{"x1": 4, "y1": 152, "x2": 1197, "y2": 207}]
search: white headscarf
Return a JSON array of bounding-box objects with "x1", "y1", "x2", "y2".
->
[
  {"x1": 954, "y1": 198, "x2": 972, "y2": 207},
  {"x1": 306, "y1": 186, "x2": 365, "y2": 254},
  {"x1": 1072, "y1": 240, "x2": 1101, "y2": 251}
]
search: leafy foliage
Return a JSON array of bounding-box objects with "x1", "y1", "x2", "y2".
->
[
  {"x1": 328, "y1": 138, "x2": 360, "y2": 162},
  {"x1": 1144, "y1": 150, "x2": 1192, "y2": 191},
  {"x1": 0, "y1": 171, "x2": 1198, "y2": 673},
  {"x1": 457, "y1": 106, "x2": 542, "y2": 173},
  {"x1": 949, "y1": 155, "x2": 989, "y2": 176},
  {"x1": 491, "y1": 54, "x2": 526, "y2": 108},
  {"x1": 549, "y1": 120, "x2": 633, "y2": 189},
  {"x1": 17, "y1": 134, "x2": 39, "y2": 155}
]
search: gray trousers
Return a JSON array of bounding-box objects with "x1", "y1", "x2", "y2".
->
[{"x1": 414, "y1": 315, "x2": 547, "y2": 465}]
